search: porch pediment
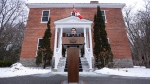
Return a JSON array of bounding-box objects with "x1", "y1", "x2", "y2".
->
[{"x1": 54, "y1": 16, "x2": 92, "y2": 25}]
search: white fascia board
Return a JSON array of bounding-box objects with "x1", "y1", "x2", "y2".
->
[{"x1": 26, "y1": 3, "x2": 125, "y2": 9}]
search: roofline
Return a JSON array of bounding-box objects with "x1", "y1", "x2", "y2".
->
[{"x1": 26, "y1": 3, "x2": 126, "y2": 9}]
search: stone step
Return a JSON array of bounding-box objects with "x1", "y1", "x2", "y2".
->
[{"x1": 57, "y1": 57, "x2": 90, "y2": 72}]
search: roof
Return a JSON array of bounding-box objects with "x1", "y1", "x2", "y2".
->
[{"x1": 26, "y1": 3, "x2": 126, "y2": 9}]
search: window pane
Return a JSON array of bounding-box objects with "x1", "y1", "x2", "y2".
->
[
  {"x1": 38, "y1": 39, "x2": 43, "y2": 47},
  {"x1": 43, "y1": 11, "x2": 49, "y2": 16},
  {"x1": 101, "y1": 11, "x2": 104, "y2": 15},
  {"x1": 42, "y1": 17, "x2": 48, "y2": 22},
  {"x1": 102, "y1": 16, "x2": 105, "y2": 21}
]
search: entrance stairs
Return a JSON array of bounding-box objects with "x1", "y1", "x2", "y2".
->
[{"x1": 56, "y1": 57, "x2": 91, "y2": 72}]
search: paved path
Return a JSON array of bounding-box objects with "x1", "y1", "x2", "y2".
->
[{"x1": 0, "y1": 73, "x2": 150, "y2": 84}]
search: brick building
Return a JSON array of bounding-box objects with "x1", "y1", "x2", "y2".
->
[{"x1": 20, "y1": 1, "x2": 133, "y2": 70}]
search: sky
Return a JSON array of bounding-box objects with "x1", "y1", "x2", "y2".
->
[{"x1": 26, "y1": 0, "x2": 144, "y2": 7}]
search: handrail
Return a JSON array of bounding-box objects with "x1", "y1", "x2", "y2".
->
[{"x1": 85, "y1": 48, "x2": 92, "y2": 69}]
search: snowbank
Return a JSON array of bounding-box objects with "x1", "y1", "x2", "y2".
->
[
  {"x1": 0, "y1": 63, "x2": 150, "y2": 78},
  {"x1": 0, "y1": 63, "x2": 51, "y2": 78},
  {"x1": 94, "y1": 66, "x2": 150, "y2": 77}
]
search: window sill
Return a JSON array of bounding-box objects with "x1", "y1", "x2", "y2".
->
[{"x1": 40, "y1": 22, "x2": 48, "y2": 24}]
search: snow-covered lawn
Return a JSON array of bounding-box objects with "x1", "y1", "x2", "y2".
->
[
  {"x1": 0, "y1": 63, "x2": 150, "y2": 78},
  {"x1": 95, "y1": 66, "x2": 150, "y2": 77},
  {"x1": 0, "y1": 63, "x2": 51, "y2": 78}
]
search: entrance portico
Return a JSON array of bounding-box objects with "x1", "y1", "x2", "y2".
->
[{"x1": 53, "y1": 16, "x2": 94, "y2": 70}]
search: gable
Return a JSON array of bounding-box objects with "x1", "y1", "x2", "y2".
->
[{"x1": 54, "y1": 16, "x2": 92, "y2": 25}]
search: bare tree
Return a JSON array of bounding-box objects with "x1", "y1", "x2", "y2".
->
[
  {"x1": 123, "y1": 0, "x2": 150, "y2": 68},
  {"x1": 0, "y1": 0, "x2": 27, "y2": 62}
]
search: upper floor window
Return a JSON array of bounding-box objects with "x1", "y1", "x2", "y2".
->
[
  {"x1": 101, "y1": 10, "x2": 107, "y2": 22},
  {"x1": 41, "y1": 10, "x2": 50, "y2": 23}
]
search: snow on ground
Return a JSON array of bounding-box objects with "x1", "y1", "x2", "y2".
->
[
  {"x1": 0, "y1": 63, "x2": 150, "y2": 78},
  {"x1": 95, "y1": 66, "x2": 150, "y2": 77},
  {"x1": 0, "y1": 63, "x2": 51, "y2": 78}
]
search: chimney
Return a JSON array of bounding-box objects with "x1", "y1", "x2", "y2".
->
[{"x1": 90, "y1": 1, "x2": 99, "y2": 4}]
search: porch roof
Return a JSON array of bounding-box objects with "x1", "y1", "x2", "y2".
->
[{"x1": 54, "y1": 16, "x2": 92, "y2": 28}]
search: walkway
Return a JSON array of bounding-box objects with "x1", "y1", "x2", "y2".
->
[{"x1": 0, "y1": 73, "x2": 150, "y2": 84}]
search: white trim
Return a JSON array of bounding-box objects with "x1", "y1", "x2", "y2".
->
[
  {"x1": 41, "y1": 10, "x2": 50, "y2": 23},
  {"x1": 107, "y1": 38, "x2": 110, "y2": 44},
  {"x1": 26, "y1": 3, "x2": 126, "y2": 9},
  {"x1": 54, "y1": 16, "x2": 92, "y2": 26},
  {"x1": 36, "y1": 38, "x2": 43, "y2": 57}
]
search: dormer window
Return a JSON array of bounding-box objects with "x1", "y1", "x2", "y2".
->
[{"x1": 41, "y1": 10, "x2": 50, "y2": 23}]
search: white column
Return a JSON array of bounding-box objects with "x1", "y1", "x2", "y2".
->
[
  {"x1": 86, "y1": 31, "x2": 89, "y2": 48},
  {"x1": 57, "y1": 27, "x2": 63, "y2": 58},
  {"x1": 84, "y1": 28, "x2": 87, "y2": 46},
  {"x1": 89, "y1": 27, "x2": 93, "y2": 57},
  {"x1": 60, "y1": 27, "x2": 63, "y2": 51},
  {"x1": 84, "y1": 27, "x2": 86, "y2": 57},
  {"x1": 89, "y1": 27, "x2": 93, "y2": 69},
  {"x1": 58, "y1": 29, "x2": 61, "y2": 48},
  {"x1": 54, "y1": 28, "x2": 58, "y2": 57}
]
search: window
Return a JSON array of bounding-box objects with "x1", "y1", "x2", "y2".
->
[
  {"x1": 101, "y1": 10, "x2": 107, "y2": 22},
  {"x1": 71, "y1": 12, "x2": 76, "y2": 16},
  {"x1": 36, "y1": 38, "x2": 43, "y2": 56},
  {"x1": 41, "y1": 10, "x2": 50, "y2": 23},
  {"x1": 37, "y1": 38, "x2": 43, "y2": 49}
]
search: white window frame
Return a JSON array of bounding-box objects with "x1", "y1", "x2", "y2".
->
[
  {"x1": 36, "y1": 38, "x2": 43, "y2": 57},
  {"x1": 107, "y1": 38, "x2": 110, "y2": 44},
  {"x1": 101, "y1": 10, "x2": 107, "y2": 23},
  {"x1": 41, "y1": 10, "x2": 50, "y2": 23}
]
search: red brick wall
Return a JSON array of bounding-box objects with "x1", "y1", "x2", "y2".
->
[{"x1": 20, "y1": 7, "x2": 132, "y2": 59}]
